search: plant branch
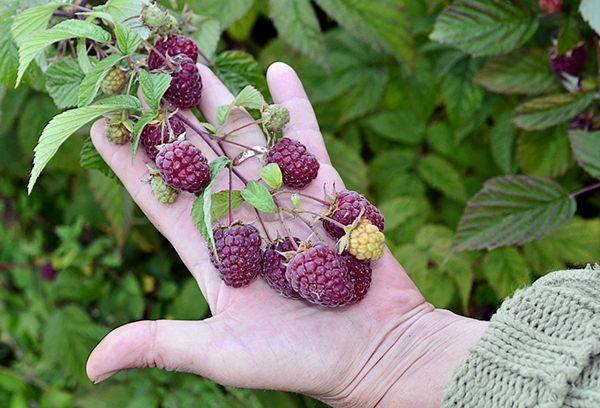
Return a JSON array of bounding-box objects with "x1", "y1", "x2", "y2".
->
[{"x1": 570, "y1": 181, "x2": 600, "y2": 198}]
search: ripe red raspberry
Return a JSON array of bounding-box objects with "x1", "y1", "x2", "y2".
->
[
  {"x1": 342, "y1": 252, "x2": 372, "y2": 304},
  {"x1": 550, "y1": 43, "x2": 588, "y2": 80},
  {"x1": 539, "y1": 0, "x2": 562, "y2": 13},
  {"x1": 267, "y1": 138, "x2": 319, "y2": 188},
  {"x1": 162, "y1": 56, "x2": 202, "y2": 110},
  {"x1": 101, "y1": 66, "x2": 126, "y2": 95},
  {"x1": 148, "y1": 35, "x2": 199, "y2": 70},
  {"x1": 322, "y1": 190, "x2": 385, "y2": 239},
  {"x1": 155, "y1": 140, "x2": 210, "y2": 194},
  {"x1": 261, "y1": 237, "x2": 302, "y2": 299},
  {"x1": 140, "y1": 115, "x2": 186, "y2": 159},
  {"x1": 209, "y1": 224, "x2": 262, "y2": 288},
  {"x1": 286, "y1": 242, "x2": 354, "y2": 307}
]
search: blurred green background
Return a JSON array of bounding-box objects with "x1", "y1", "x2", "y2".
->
[{"x1": 2, "y1": 0, "x2": 600, "y2": 406}]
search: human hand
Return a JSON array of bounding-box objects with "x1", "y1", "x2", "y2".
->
[{"x1": 86, "y1": 62, "x2": 488, "y2": 408}]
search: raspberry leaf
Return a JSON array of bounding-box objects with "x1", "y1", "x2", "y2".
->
[
  {"x1": 472, "y1": 48, "x2": 561, "y2": 95},
  {"x1": 259, "y1": 163, "x2": 283, "y2": 190},
  {"x1": 80, "y1": 138, "x2": 116, "y2": 179},
  {"x1": 0, "y1": 13, "x2": 20, "y2": 88},
  {"x1": 131, "y1": 109, "x2": 158, "y2": 160},
  {"x1": 28, "y1": 96, "x2": 141, "y2": 194},
  {"x1": 189, "y1": 17, "x2": 221, "y2": 62},
  {"x1": 210, "y1": 190, "x2": 244, "y2": 220},
  {"x1": 211, "y1": 51, "x2": 267, "y2": 95},
  {"x1": 139, "y1": 70, "x2": 171, "y2": 111},
  {"x1": 114, "y1": 20, "x2": 142, "y2": 56},
  {"x1": 241, "y1": 181, "x2": 277, "y2": 213},
  {"x1": 451, "y1": 175, "x2": 576, "y2": 253},
  {"x1": 417, "y1": 154, "x2": 467, "y2": 202},
  {"x1": 193, "y1": 0, "x2": 254, "y2": 30},
  {"x1": 102, "y1": 0, "x2": 150, "y2": 39},
  {"x1": 192, "y1": 156, "x2": 232, "y2": 256},
  {"x1": 16, "y1": 20, "x2": 112, "y2": 86},
  {"x1": 512, "y1": 87, "x2": 596, "y2": 131},
  {"x1": 10, "y1": 2, "x2": 63, "y2": 45},
  {"x1": 579, "y1": 0, "x2": 600, "y2": 38},
  {"x1": 482, "y1": 247, "x2": 531, "y2": 300},
  {"x1": 78, "y1": 54, "x2": 125, "y2": 107},
  {"x1": 555, "y1": 16, "x2": 581, "y2": 57},
  {"x1": 216, "y1": 85, "x2": 263, "y2": 126},
  {"x1": 429, "y1": 0, "x2": 538, "y2": 57},
  {"x1": 45, "y1": 59, "x2": 85, "y2": 109},
  {"x1": 569, "y1": 130, "x2": 600, "y2": 179}
]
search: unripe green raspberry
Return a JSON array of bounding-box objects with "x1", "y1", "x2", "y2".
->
[
  {"x1": 141, "y1": 3, "x2": 167, "y2": 30},
  {"x1": 262, "y1": 104, "x2": 290, "y2": 133},
  {"x1": 346, "y1": 219, "x2": 385, "y2": 261},
  {"x1": 104, "y1": 114, "x2": 133, "y2": 144},
  {"x1": 101, "y1": 66, "x2": 127, "y2": 95},
  {"x1": 156, "y1": 14, "x2": 180, "y2": 37},
  {"x1": 148, "y1": 169, "x2": 179, "y2": 204}
]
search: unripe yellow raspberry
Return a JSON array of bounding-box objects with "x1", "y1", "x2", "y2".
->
[{"x1": 347, "y1": 219, "x2": 385, "y2": 261}]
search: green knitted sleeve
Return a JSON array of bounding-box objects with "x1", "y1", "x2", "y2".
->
[{"x1": 441, "y1": 265, "x2": 600, "y2": 408}]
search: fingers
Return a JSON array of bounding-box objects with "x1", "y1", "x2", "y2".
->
[{"x1": 266, "y1": 62, "x2": 331, "y2": 165}]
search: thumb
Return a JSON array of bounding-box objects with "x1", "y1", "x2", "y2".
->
[{"x1": 86, "y1": 319, "x2": 229, "y2": 384}]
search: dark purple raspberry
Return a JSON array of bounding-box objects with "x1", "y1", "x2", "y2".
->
[
  {"x1": 148, "y1": 35, "x2": 199, "y2": 70},
  {"x1": 140, "y1": 115, "x2": 186, "y2": 159},
  {"x1": 550, "y1": 43, "x2": 588, "y2": 80},
  {"x1": 209, "y1": 224, "x2": 262, "y2": 288},
  {"x1": 267, "y1": 138, "x2": 319, "y2": 189},
  {"x1": 162, "y1": 56, "x2": 202, "y2": 109},
  {"x1": 39, "y1": 262, "x2": 58, "y2": 281},
  {"x1": 342, "y1": 252, "x2": 372, "y2": 304},
  {"x1": 286, "y1": 242, "x2": 354, "y2": 307},
  {"x1": 262, "y1": 237, "x2": 302, "y2": 298},
  {"x1": 155, "y1": 140, "x2": 210, "y2": 194},
  {"x1": 322, "y1": 190, "x2": 385, "y2": 239}
]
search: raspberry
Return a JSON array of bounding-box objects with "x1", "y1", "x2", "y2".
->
[
  {"x1": 539, "y1": 0, "x2": 562, "y2": 13},
  {"x1": 322, "y1": 190, "x2": 385, "y2": 239},
  {"x1": 267, "y1": 138, "x2": 319, "y2": 189},
  {"x1": 140, "y1": 115, "x2": 186, "y2": 159},
  {"x1": 147, "y1": 169, "x2": 178, "y2": 204},
  {"x1": 342, "y1": 252, "x2": 372, "y2": 304},
  {"x1": 101, "y1": 66, "x2": 126, "y2": 95},
  {"x1": 140, "y1": 2, "x2": 167, "y2": 31},
  {"x1": 345, "y1": 219, "x2": 385, "y2": 261},
  {"x1": 286, "y1": 242, "x2": 354, "y2": 307},
  {"x1": 104, "y1": 116, "x2": 133, "y2": 145},
  {"x1": 155, "y1": 140, "x2": 210, "y2": 194},
  {"x1": 261, "y1": 237, "x2": 302, "y2": 299},
  {"x1": 148, "y1": 35, "x2": 199, "y2": 70},
  {"x1": 262, "y1": 104, "x2": 290, "y2": 133},
  {"x1": 550, "y1": 43, "x2": 588, "y2": 80},
  {"x1": 39, "y1": 262, "x2": 58, "y2": 281},
  {"x1": 209, "y1": 224, "x2": 262, "y2": 288},
  {"x1": 162, "y1": 56, "x2": 203, "y2": 110}
]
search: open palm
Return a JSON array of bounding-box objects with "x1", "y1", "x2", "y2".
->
[{"x1": 86, "y1": 62, "x2": 487, "y2": 408}]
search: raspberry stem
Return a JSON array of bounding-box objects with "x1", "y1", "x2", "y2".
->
[
  {"x1": 142, "y1": 39, "x2": 177, "y2": 71},
  {"x1": 220, "y1": 118, "x2": 263, "y2": 138},
  {"x1": 274, "y1": 190, "x2": 329, "y2": 206}
]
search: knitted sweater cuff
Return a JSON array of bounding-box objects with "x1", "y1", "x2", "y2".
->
[{"x1": 441, "y1": 266, "x2": 600, "y2": 408}]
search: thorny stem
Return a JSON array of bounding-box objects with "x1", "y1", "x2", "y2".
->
[
  {"x1": 275, "y1": 190, "x2": 329, "y2": 206},
  {"x1": 221, "y1": 118, "x2": 263, "y2": 138},
  {"x1": 228, "y1": 164, "x2": 234, "y2": 226},
  {"x1": 198, "y1": 49, "x2": 213, "y2": 66},
  {"x1": 569, "y1": 181, "x2": 600, "y2": 198},
  {"x1": 67, "y1": 38, "x2": 77, "y2": 59}
]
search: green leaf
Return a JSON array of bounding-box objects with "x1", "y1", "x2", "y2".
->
[
  {"x1": 76, "y1": 37, "x2": 93, "y2": 74},
  {"x1": 579, "y1": 0, "x2": 600, "y2": 41},
  {"x1": 114, "y1": 21, "x2": 142, "y2": 55},
  {"x1": 269, "y1": 0, "x2": 329, "y2": 70},
  {"x1": 490, "y1": 110, "x2": 516, "y2": 174},
  {"x1": 210, "y1": 190, "x2": 244, "y2": 220},
  {"x1": 451, "y1": 175, "x2": 576, "y2": 253},
  {"x1": 211, "y1": 50, "x2": 267, "y2": 95},
  {"x1": 441, "y1": 58, "x2": 484, "y2": 129},
  {"x1": 88, "y1": 171, "x2": 134, "y2": 247},
  {"x1": 556, "y1": 16, "x2": 581, "y2": 57},
  {"x1": 78, "y1": 54, "x2": 125, "y2": 107},
  {"x1": 260, "y1": 163, "x2": 283, "y2": 190},
  {"x1": 168, "y1": 278, "x2": 209, "y2": 320},
  {"x1": 216, "y1": 85, "x2": 263, "y2": 125},
  {"x1": 378, "y1": 196, "x2": 425, "y2": 231},
  {"x1": 0, "y1": 14, "x2": 22, "y2": 88},
  {"x1": 44, "y1": 59, "x2": 85, "y2": 109},
  {"x1": 192, "y1": 156, "x2": 232, "y2": 255},
  {"x1": 418, "y1": 154, "x2": 467, "y2": 202},
  {"x1": 189, "y1": 17, "x2": 221, "y2": 62},
  {"x1": 192, "y1": 0, "x2": 255, "y2": 29},
  {"x1": 43, "y1": 306, "x2": 108, "y2": 382},
  {"x1": 139, "y1": 70, "x2": 171, "y2": 111},
  {"x1": 103, "y1": 0, "x2": 149, "y2": 39},
  {"x1": 482, "y1": 246, "x2": 531, "y2": 299},
  {"x1": 10, "y1": 2, "x2": 63, "y2": 45},
  {"x1": 131, "y1": 109, "x2": 158, "y2": 160},
  {"x1": 512, "y1": 89, "x2": 596, "y2": 130},
  {"x1": 314, "y1": 0, "x2": 414, "y2": 68},
  {"x1": 429, "y1": 0, "x2": 538, "y2": 56},
  {"x1": 80, "y1": 137, "x2": 115, "y2": 179},
  {"x1": 517, "y1": 124, "x2": 571, "y2": 178},
  {"x1": 472, "y1": 48, "x2": 561, "y2": 95},
  {"x1": 240, "y1": 181, "x2": 277, "y2": 213},
  {"x1": 362, "y1": 110, "x2": 426, "y2": 145},
  {"x1": 323, "y1": 133, "x2": 369, "y2": 193},
  {"x1": 28, "y1": 96, "x2": 141, "y2": 194},
  {"x1": 16, "y1": 20, "x2": 112, "y2": 86},
  {"x1": 444, "y1": 252, "x2": 473, "y2": 313},
  {"x1": 569, "y1": 129, "x2": 600, "y2": 179}
]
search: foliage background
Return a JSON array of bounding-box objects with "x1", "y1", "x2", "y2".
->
[{"x1": 2, "y1": 0, "x2": 600, "y2": 406}]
